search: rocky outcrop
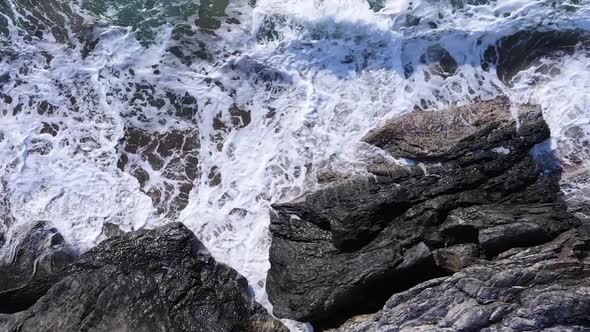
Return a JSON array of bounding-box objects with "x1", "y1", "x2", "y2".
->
[
  {"x1": 266, "y1": 97, "x2": 579, "y2": 329},
  {"x1": 331, "y1": 225, "x2": 590, "y2": 332},
  {"x1": 363, "y1": 96, "x2": 547, "y2": 162},
  {"x1": 0, "y1": 223, "x2": 286, "y2": 332},
  {"x1": 0, "y1": 221, "x2": 75, "y2": 293},
  {"x1": 482, "y1": 29, "x2": 590, "y2": 82}
]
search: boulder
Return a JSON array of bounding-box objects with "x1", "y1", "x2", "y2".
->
[
  {"x1": 331, "y1": 226, "x2": 590, "y2": 331},
  {"x1": 266, "y1": 97, "x2": 578, "y2": 329},
  {"x1": 0, "y1": 223, "x2": 286, "y2": 332}
]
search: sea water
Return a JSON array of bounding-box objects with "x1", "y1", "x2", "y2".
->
[{"x1": 0, "y1": 0, "x2": 589, "y2": 330}]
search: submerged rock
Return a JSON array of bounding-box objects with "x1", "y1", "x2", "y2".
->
[
  {"x1": 331, "y1": 226, "x2": 590, "y2": 331},
  {"x1": 266, "y1": 97, "x2": 578, "y2": 329},
  {"x1": 420, "y1": 44, "x2": 458, "y2": 78},
  {"x1": 8, "y1": 0, "x2": 84, "y2": 43},
  {"x1": 402, "y1": 43, "x2": 458, "y2": 79},
  {"x1": 0, "y1": 223, "x2": 286, "y2": 332},
  {"x1": 117, "y1": 128, "x2": 200, "y2": 218}
]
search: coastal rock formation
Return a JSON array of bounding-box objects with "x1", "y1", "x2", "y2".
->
[
  {"x1": 266, "y1": 97, "x2": 578, "y2": 329},
  {"x1": 0, "y1": 221, "x2": 75, "y2": 293},
  {"x1": 482, "y1": 29, "x2": 590, "y2": 82},
  {"x1": 0, "y1": 223, "x2": 286, "y2": 332},
  {"x1": 331, "y1": 226, "x2": 590, "y2": 332},
  {"x1": 363, "y1": 96, "x2": 547, "y2": 162}
]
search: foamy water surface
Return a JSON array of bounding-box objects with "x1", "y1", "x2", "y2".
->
[{"x1": 0, "y1": 0, "x2": 589, "y2": 329}]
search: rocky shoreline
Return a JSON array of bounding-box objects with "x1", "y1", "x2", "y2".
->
[
  {"x1": 0, "y1": 96, "x2": 588, "y2": 332},
  {"x1": 0, "y1": 223, "x2": 287, "y2": 332},
  {"x1": 329, "y1": 226, "x2": 590, "y2": 331},
  {"x1": 266, "y1": 96, "x2": 587, "y2": 330}
]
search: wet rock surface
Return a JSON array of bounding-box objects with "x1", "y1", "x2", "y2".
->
[
  {"x1": 331, "y1": 226, "x2": 590, "y2": 332},
  {"x1": 0, "y1": 181, "x2": 13, "y2": 248},
  {"x1": 266, "y1": 97, "x2": 579, "y2": 329},
  {"x1": 0, "y1": 221, "x2": 75, "y2": 293},
  {"x1": 0, "y1": 223, "x2": 286, "y2": 332},
  {"x1": 483, "y1": 29, "x2": 590, "y2": 82},
  {"x1": 363, "y1": 96, "x2": 546, "y2": 162},
  {"x1": 402, "y1": 43, "x2": 458, "y2": 79}
]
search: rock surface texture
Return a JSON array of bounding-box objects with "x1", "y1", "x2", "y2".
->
[
  {"x1": 0, "y1": 223, "x2": 286, "y2": 332},
  {"x1": 0, "y1": 221, "x2": 75, "y2": 293},
  {"x1": 266, "y1": 97, "x2": 579, "y2": 329},
  {"x1": 331, "y1": 226, "x2": 590, "y2": 332}
]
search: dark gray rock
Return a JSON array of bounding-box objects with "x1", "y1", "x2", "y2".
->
[
  {"x1": 420, "y1": 44, "x2": 458, "y2": 78},
  {"x1": 266, "y1": 97, "x2": 578, "y2": 329},
  {"x1": 7, "y1": 0, "x2": 84, "y2": 43},
  {"x1": 0, "y1": 179, "x2": 14, "y2": 249},
  {"x1": 0, "y1": 223, "x2": 286, "y2": 332},
  {"x1": 0, "y1": 221, "x2": 75, "y2": 293},
  {"x1": 441, "y1": 203, "x2": 573, "y2": 257},
  {"x1": 482, "y1": 29, "x2": 590, "y2": 82},
  {"x1": 101, "y1": 222, "x2": 125, "y2": 238},
  {"x1": 331, "y1": 226, "x2": 590, "y2": 332}
]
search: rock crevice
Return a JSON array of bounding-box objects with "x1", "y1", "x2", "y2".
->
[{"x1": 331, "y1": 225, "x2": 590, "y2": 331}]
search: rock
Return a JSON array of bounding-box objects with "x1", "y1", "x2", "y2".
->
[
  {"x1": 9, "y1": 0, "x2": 84, "y2": 43},
  {"x1": 420, "y1": 44, "x2": 458, "y2": 77},
  {"x1": 362, "y1": 96, "x2": 546, "y2": 162},
  {"x1": 0, "y1": 221, "x2": 75, "y2": 293},
  {"x1": 0, "y1": 180, "x2": 14, "y2": 248},
  {"x1": 482, "y1": 29, "x2": 590, "y2": 82},
  {"x1": 101, "y1": 222, "x2": 124, "y2": 238},
  {"x1": 266, "y1": 97, "x2": 578, "y2": 329},
  {"x1": 441, "y1": 203, "x2": 573, "y2": 257},
  {"x1": 0, "y1": 223, "x2": 286, "y2": 332},
  {"x1": 402, "y1": 43, "x2": 458, "y2": 79},
  {"x1": 332, "y1": 226, "x2": 590, "y2": 331}
]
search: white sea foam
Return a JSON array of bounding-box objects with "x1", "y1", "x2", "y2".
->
[{"x1": 0, "y1": 0, "x2": 589, "y2": 330}]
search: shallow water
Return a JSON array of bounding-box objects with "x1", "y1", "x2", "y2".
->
[{"x1": 0, "y1": 0, "x2": 589, "y2": 329}]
